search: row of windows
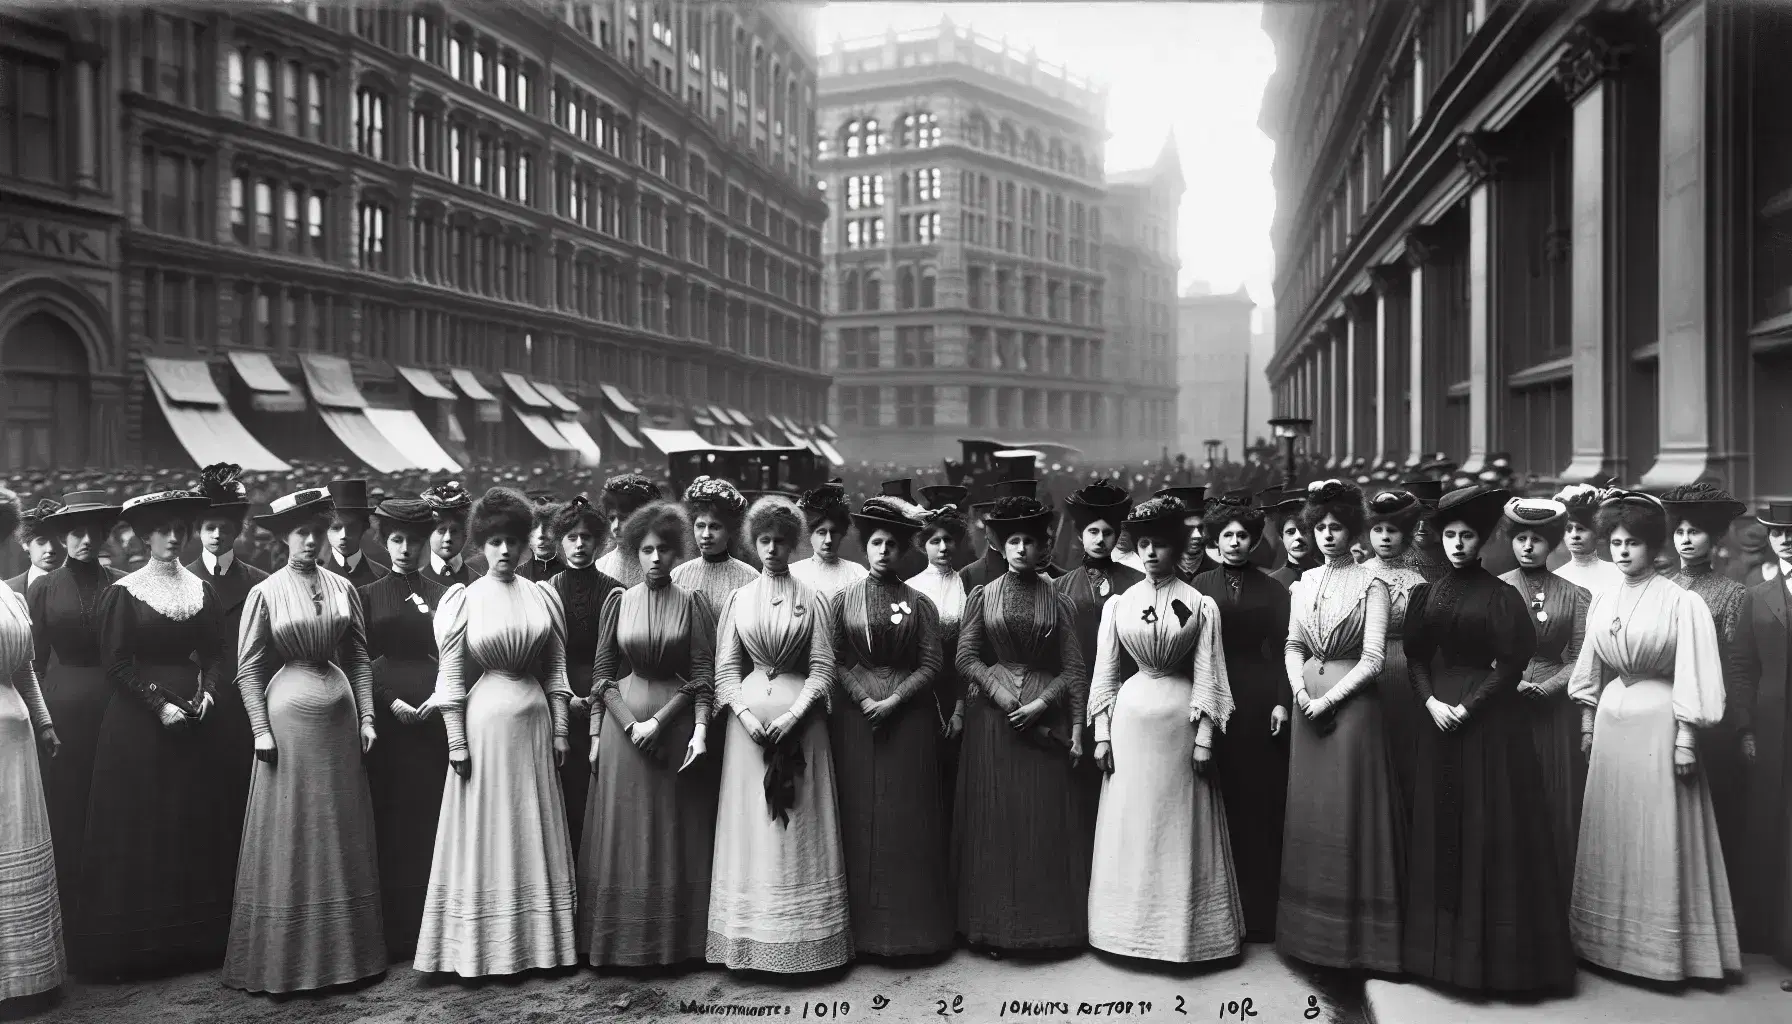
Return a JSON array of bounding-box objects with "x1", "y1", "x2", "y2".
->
[
  {"x1": 837, "y1": 325, "x2": 937, "y2": 370},
  {"x1": 227, "y1": 173, "x2": 328, "y2": 258},
  {"x1": 843, "y1": 170, "x2": 943, "y2": 209},
  {"x1": 225, "y1": 49, "x2": 326, "y2": 139},
  {"x1": 838, "y1": 385, "x2": 1121, "y2": 433},
  {"x1": 837, "y1": 267, "x2": 939, "y2": 312},
  {"x1": 826, "y1": 111, "x2": 944, "y2": 160},
  {"x1": 967, "y1": 328, "x2": 1105, "y2": 377},
  {"x1": 822, "y1": 110, "x2": 1095, "y2": 181},
  {"x1": 837, "y1": 384, "x2": 937, "y2": 428}
]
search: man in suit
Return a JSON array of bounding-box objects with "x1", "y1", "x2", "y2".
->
[
  {"x1": 421, "y1": 480, "x2": 477, "y2": 588},
  {"x1": 188, "y1": 466, "x2": 270, "y2": 647},
  {"x1": 1733, "y1": 500, "x2": 1792, "y2": 962},
  {"x1": 6, "y1": 498, "x2": 66, "y2": 595},
  {"x1": 323, "y1": 479, "x2": 387, "y2": 587}
]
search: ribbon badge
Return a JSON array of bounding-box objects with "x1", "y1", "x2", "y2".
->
[{"x1": 889, "y1": 599, "x2": 913, "y2": 626}]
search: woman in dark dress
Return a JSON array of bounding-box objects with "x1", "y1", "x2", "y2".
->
[
  {"x1": 1497, "y1": 498, "x2": 1590, "y2": 888},
  {"x1": 828, "y1": 496, "x2": 951, "y2": 956},
  {"x1": 1265, "y1": 491, "x2": 1317, "y2": 588},
  {"x1": 421, "y1": 483, "x2": 475, "y2": 590},
  {"x1": 578, "y1": 501, "x2": 715, "y2": 966},
  {"x1": 1194, "y1": 492, "x2": 1292, "y2": 942},
  {"x1": 1401, "y1": 486, "x2": 1573, "y2": 993},
  {"x1": 359, "y1": 497, "x2": 449, "y2": 960},
  {"x1": 27, "y1": 491, "x2": 125, "y2": 956},
  {"x1": 954, "y1": 495, "x2": 1090, "y2": 953},
  {"x1": 77, "y1": 490, "x2": 230, "y2": 977},
  {"x1": 519, "y1": 499, "x2": 567, "y2": 582},
  {"x1": 907, "y1": 501, "x2": 970, "y2": 816},
  {"x1": 548, "y1": 496, "x2": 623, "y2": 854}
]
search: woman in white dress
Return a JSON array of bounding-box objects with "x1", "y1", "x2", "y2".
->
[
  {"x1": 415, "y1": 487, "x2": 578, "y2": 978},
  {"x1": 1087, "y1": 497, "x2": 1243, "y2": 963},
  {"x1": 1567, "y1": 490, "x2": 1739, "y2": 982},
  {"x1": 790, "y1": 484, "x2": 867, "y2": 598},
  {"x1": 1554, "y1": 484, "x2": 1623, "y2": 599},
  {"x1": 707, "y1": 495, "x2": 851, "y2": 973},
  {"x1": 0, "y1": 487, "x2": 65, "y2": 1002}
]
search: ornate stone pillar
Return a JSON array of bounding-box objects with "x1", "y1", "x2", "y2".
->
[
  {"x1": 69, "y1": 41, "x2": 107, "y2": 191},
  {"x1": 1457, "y1": 131, "x2": 1506, "y2": 474},
  {"x1": 1369, "y1": 265, "x2": 1404, "y2": 465},
  {"x1": 1558, "y1": 14, "x2": 1634, "y2": 482}
]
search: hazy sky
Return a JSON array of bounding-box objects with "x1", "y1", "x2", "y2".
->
[{"x1": 815, "y1": 1, "x2": 1277, "y2": 309}]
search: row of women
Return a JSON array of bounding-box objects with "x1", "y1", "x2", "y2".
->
[{"x1": 1, "y1": 463, "x2": 1787, "y2": 1006}]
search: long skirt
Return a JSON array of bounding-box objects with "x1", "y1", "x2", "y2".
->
[
  {"x1": 1375, "y1": 637, "x2": 1419, "y2": 812},
  {"x1": 1525, "y1": 681, "x2": 1584, "y2": 887},
  {"x1": 829, "y1": 664, "x2": 953, "y2": 956},
  {"x1": 1571, "y1": 678, "x2": 1740, "y2": 981},
  {"x1": 1277, "y1": 657, "x2": 1405, "y2": 971},
  {"x1": 222, "y1": 660, "x2": 386, "y2": 994},
  {"x1": 39, "y1": 662, "x2": 108, "y2": 947},
  {"x1": 365, "y1": 655, "x2": 446, "y2": 961},
  {"x1": 1089, "y1": 672, "x2": 1243, "y2": 963},
  {"x1": 1403, "y1": 682, "x2": 1574, "y2": 992},
  {"x1": 952, "y1": 687, "x2": 1093, "y2": 951},
  {"x1": 577, "y1": 673, "x2": 715, "y2": 965},
  {"x1": 0, "y1": 681, "x2": 64, "y2": 999},
  {"x1": 560, "y1": 660, "x2": 595, "y2": 859},
  {"x1": 414, "y1": 670, "x2": 577, "y2": 977},
  {"x1": 1215, "y1": 652, "x2": 1289, "y2": 941},
  {"x1": 74, "y1": 664, "x2": 234, "y2": 976},
  {"x1": 707, "y1": 669, "x2": 851, "y2": 973},
  {"x1": 196, "y1": 655, "x2": 253, "y2": 903}
]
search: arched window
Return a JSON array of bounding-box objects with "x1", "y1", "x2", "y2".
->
[
  {"x1": 864, "y1": 271, "x2": 883, "y2": 311},
  {"x1": 899, "y1": 111, "x2": 939, "y2": 148},
  {"x1": 998, "y1": 122, "x2": 1017, "y2": 155},
  {"x1": 919, "y1": 267, "x2": 936, "y2": 308},
  {"x1": 840, "y1": 269, "x2": 860, "y2": 312},
  {"x1": 843, "y1": 119, "x2": 861, "y2": 158},
  {"x1": 897, "y1": 267, "x2": 915, "y2": 309},
  {"x1": 1048, "y1": 139, "x2": 1065, "y2": 169}
]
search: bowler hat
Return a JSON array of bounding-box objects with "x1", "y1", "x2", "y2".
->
[
  {"x1": 879, "y1": 478, "x2": 914, "y2": 503},
  {"x1": 1758, "y1": 502, "x2": 1792, "y2": 530}
]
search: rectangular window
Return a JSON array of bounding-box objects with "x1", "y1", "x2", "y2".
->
[
  {"x1": 283, "y1": 61, "x2": 301, "y2": 131},
  {"x1": 306, "y1": 71, "x2": 324, "y2": 139},
  {"x1": 253, "y1": 55, "x2": 273, "y2": 123},
  {"x1": 230, "y1": 174, "x2": 248, "y2": 243},
  {"x1": 161, "y1": 272, "x2": 186, "y2": 340},
  {"x1": 449, "y1": 124, "x2": 466, "y2": 183},
  {"x1": 254, "y1": 180, "x2": 273, "y2": 247},
  {"x1": 358, "y1": 202, "x2": 387, "y2": 271},
  {"x1": 307, "y1": 193, "x2": 325, "y2": 257},
  {"x1": 227, "y1": 50, "x2": 246, "y2": 116},
  {"x1": 283, "y1": 186, "x2": 301, "y2": 251},
  {"x1": 0, "y1": 57, "x2": 58, "y2": 182},
  {"x1": 516, "y1": 151, "x2": 532, "y2": 205}
]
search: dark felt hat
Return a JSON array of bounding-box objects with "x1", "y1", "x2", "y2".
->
[
  {"x1": 993, "y1": 450, "x2": 1039, "y2": 484},
  {"x1": 252, "y1": 487, "x2": 335, "y2": 534},
  {"x1": 1401, "y1": 479, "x2": 1446, "y2": 508},
  {"x1": 1065, "y1": 480, "x2": 1133, "y2": 530},
  {"x1": 879, "y1": 478, "x2": 914, "y2": 503},
  {"x1": 1429, "y1": 485, "x2": 1511, "y2": 535},
  {"x1": 17, "y1": 498, "x2": 64, "y2": 540},
  {"x1": 850, "y1": 496, "x2": 924, "y2": 540},
  {"x1": 995, "y1": 479, "x2": 1039, "y2": 500},
  {"x1": 1154, "y1": 485, "x2": 1207, "y2": 507},
  {"x1": 327, "y1": 479, "x2": 374, "y2": 514},
  {"x1": 373, "y1": 497, "x2": 438, "y2": 530},
  {"x1": 919, "y1": 484, "x2": 969, "y2": 510},
  {"x1": 41, "y1": 491, "x2": 121, "y2": 534},
  {"x1": 1757, "y1": 502, "x2": 1792, "y2": 530},
  {"x1": 197, "y1": 463, "x2": 252, "y2": 521},
  {"x1": 1659, "y1": 483, "x2": 1747, "y2": 534},
  {"x1": 982, "y1": 496, "x2": 1053, "y2": 544}
]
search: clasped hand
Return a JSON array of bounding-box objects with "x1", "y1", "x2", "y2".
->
[
  {"x1": 740, "y1": 709, "x2": 798, "y2": 746},
  {"x1": 1006, "y1": 697, "x2": 1047, "y2": 731},
  {"x1": 1425, "y1": 696, "x2": 1466, "y2": 732},
  {"x1": 860, "y1": 694, "x2": 901, "y2": 727}
]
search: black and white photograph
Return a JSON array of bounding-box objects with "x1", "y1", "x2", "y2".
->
[{"x1": 0, "y1": 0, "x2": 1788, "y2": 1021}]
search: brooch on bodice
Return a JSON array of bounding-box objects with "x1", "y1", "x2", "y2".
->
[
  {"x1": 889, "y1": 600, "x2": 913, "y2": 625},
  {"x1": 1141, "y1": 606, "x2": 1159, "y2": 624}
]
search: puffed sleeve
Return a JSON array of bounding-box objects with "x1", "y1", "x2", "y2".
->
[
  {"x1": 1567, "y1": 589, "x2": 1613, "y2": 709},
  {"x1": 954, "y1": 585, "x2": 997, "y2": 704},
  {"x1": 234, "y1": 584, "x2": 276, "y2": 740},
  {"x1": 675, "y1": 592, "x2": 715, "y2": 730},
  {"x1": 1459, "y1": 581, "x2": 1537, "y2": 716},
  {"x1": 1283, "y1": 578, "x2": 1313, "y2": 700},
  {"x1": 98, "y1": 586, "x2": 170, "y2": 714},
  {"x1": 894, "y1": 591, "x2": 941, "y2": 704},
  {"x1": 1402, "y1": 583, "x2": 1437, "y2": 702},
  {"x1": 1087, "y1": 596, "x2": 1124, "y2": 741},
  {"x1": 336, "y1": 580, "x2": 375, "y2": 727},
  {"x1": 1671, "y1": 586, "x2": 1726, "y2": 742},
  {"x1": 536, "y1": 581, "x2": 573, "y2": 739},
  {"x1": 432, "y1": 584, "x2": 471, "y2": 754},
  {"x1": 712, "y1": 587, "x2": 747, "y2": 714},
  {"x1": 789, "y1": 589, "x2": 836, "y2": 719},
  {"x1": 9, "y1": 592, "x2": 52, "y2": 732},
  {"x1": 1188, "y1": 593, "x2": 1233, "y2": 735},
  {"x1": 1037, "y1": 589, "x2": 1087, "y2": 711},
  {"x1": 591, "y1": 587, "x2": 638, "y2": 732},
  {"x1": 1324, "y1": 579, "x2": 1389, "y2": 706}
]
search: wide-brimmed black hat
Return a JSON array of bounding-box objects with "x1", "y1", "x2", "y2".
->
[
  {"x1": 983, "y1": 496, "x2": 1053, "y2": 544},
  {"x1": 1430, "y1": 485, "x2": 1511, "y2": 535},
  {"x1": 1065, "y1": 480, "x2": 1132, "y2": 529},
  {"x1": 880, "y1": 478, "x2": 914, "y2": 503},
  {"x1": 1154, "y1": 485, "x2": 1206, "y2": 507},
  {"x1": 1660, "y1": 482, "x2": 1747, "y2": 535},
  {"x1": 919, "y1": 484, "x2": 969, "y2": 510},
  {"x1": 41, "y1": 491, "x2": 121, "y2": 534},
  {"x1": 1759, "y1": 502, "x2": 1792, "y2": 530},
  {"x1": 1256, "y1": 487, "x2": 1304, "y2": 516},
  {"x1": 850, "y1": 496, "x2": 924, "y2": 540},
  {"x1": 119, "y1": 489, "x2": 212, "y2": 533},
  {"x1": 1402, "y1": 479, "x2": 1445, "y2": 508},
  {"x1": 373, "y1": 497, "x2": 438, "y2": 531},
  {"x1": 195, "y1": 463, "x2": 252, "y2": 522},
  {"x1": 252, "y1": 487, "x2": 335, "y2": 534},
  {"x1": 994, "y1": 479, "x2": 1039, "y2": 500},
  {"x1": 328, "y1": 479, "x2": 374, "y2": 514},
  {"x1": 17, "y1": 498, "x2": 64, "y2": 540},
  {"x1": 1123, "y1": 496, "x2": 1192, "y2": 541}
]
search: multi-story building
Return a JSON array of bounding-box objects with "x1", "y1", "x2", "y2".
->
[
  {"x1": 1104, "y1": 137, "x2": 1182, "y2": 455},
  {"x1": 1260, "y1": 0, "x2": 1792, "y2": 502},
  {"x1": 1177, "y1": 282, "x2": 1255, "y2": 459},
  {"x1": 818, "y1": 20, "x2": 1131, "y2": 464},
  {"x1": 0, "y1": 1, "x2": 830, "y2": 475}
]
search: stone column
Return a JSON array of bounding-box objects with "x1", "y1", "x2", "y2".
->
[
  {"x1": 1404, "y1": 229, "x2": 1436, "y2": 466},
  {"x1": 1457, "y1": 131, "x2": 1505, "y2": 474},
  {"x1": 1558, "y1": 15, "x2": 1632, "y2": 482},
  {"x1": 69, "y1": 42, "x2": 107, "y2": 191},
  {"x1": 1340, "y1": 305, "x2": 1360, "y2": 467},
  {"x1": 1369, "y1": 265, "x2": 1403, "y2": 465}
]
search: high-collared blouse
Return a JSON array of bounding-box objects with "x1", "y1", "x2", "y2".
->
[
  {"x1": 1, "y1": 587, "x2": 52, "y2": 732},
  {"x1": 596, "y1": 547, "x2": 644, "y2": 590},
  {"x1": 1363, "y1": 554, "x2": 1428, "y2": 639},
  {"x1": 712, "y1": 569, "x2": 837, "y2": 719},
  {"x1": 1087, "y1": 574, "x2": 1232, "y2": 748},
  {"x1": 431, "y1": 575, "x2": 573, "y2": 753},
  {"x1": 905, "y1": 564, "x2": 966, "y2": 649},
  {"x1": 1498, "y1": 566, "x2": 1589, "y2": 694},
  {"x1": 828, "y1": 575, "x2": 941, "y2": 705},
  {"x1": 1568, "y1": 573, "x2": 1726, "y2": 752},
  {"x1": 590, "y1": 577, "x2": 715, "y2": 737},
  {"x1": 955, "y1": 570, "x2": 1086, "y2": 731},
  {"x1": 235, "y1": 561, "x2": 376, "y2": 737},
  {"x1": 671, "y1": 554, "x2": 759, "y2": 623},
  {"x1": 790, "y1": 555, "x2": 868, "y2": 600},
  {"x1": 1283, "y1": 554, "x2": 1390, "y2": 702}
]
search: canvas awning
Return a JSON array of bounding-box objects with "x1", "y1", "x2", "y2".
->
[
  {"x1": 501, "y1": 372, "x2": 553, "y2": 410},
  {"x1": 144, "y1": 357, "x2": 288, "y2": 471},
  {"x1": 706, "y1": 404, "x2": 732, "y2": 426},
  {"x1": 449, "y1": 368, "x2": 499, "y2": 402},
  {"x1": 603, "y1": 413, "x2": 642, "y2": 450},
  {"x1": 298, "y1": 354, "x2": 423, "y2": 473},
  {"x1": 514, "y1": 407, "x2": 576, "y2": 452},
  {"x1": 228, "y1": 351, "x2": 306, "y2": 412},
  {"x1": 362, "y1": 408, "x2": 461, "y2": 472},
  {"x1": 815, "y1": 438, "x2": 845, "y2": 466},
  {"x1": 556, "y1": 418, "x2": 602, "y2": 466},
  {"x1": 783, "y1": 428, "x2": 819, "y2": 453},
  {"x1": 600, "y1": 384, "x2": 641, "y2": 416},
  {"x1": 816, "y1": 423, "x2": 839, "y2": 441},
  {"x1": 726, "y1": 408, "x2": 753, "y2": 428},
  {"x1": 640, "y1": 427, "x2": 711, "y2": 454},
  {"x1": 726, "y1": 429, "x2": 752, "y2": 447},
  {"x1": 692, "y1": 407, "x2": 715, "y2": 427},
  {"x1": 396, "y1": 365, "x2": 457, "y2": 400},
  {"x1": 533, "y1": 381, "x2": 583, "y2": 415},
  {"x1": 750, "y1": 431, "x2": 775, "y2": 447}
]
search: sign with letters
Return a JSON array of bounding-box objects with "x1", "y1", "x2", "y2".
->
[{"x1": 0, "y1": 213, "x2": 110, "y2": 267}]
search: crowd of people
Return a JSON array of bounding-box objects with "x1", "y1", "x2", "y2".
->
[{"x1": 0, "y1": 447, "x2": 1788, "y2": 1013}]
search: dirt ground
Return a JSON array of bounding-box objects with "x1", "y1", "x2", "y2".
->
[{"x1": 2, "y1": 942, "x2": 1366, "y2": 1024}]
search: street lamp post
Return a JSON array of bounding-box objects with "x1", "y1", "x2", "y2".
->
[{"x1": 1268, "y1": 417, "x2": 1313, "y2": 492}]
